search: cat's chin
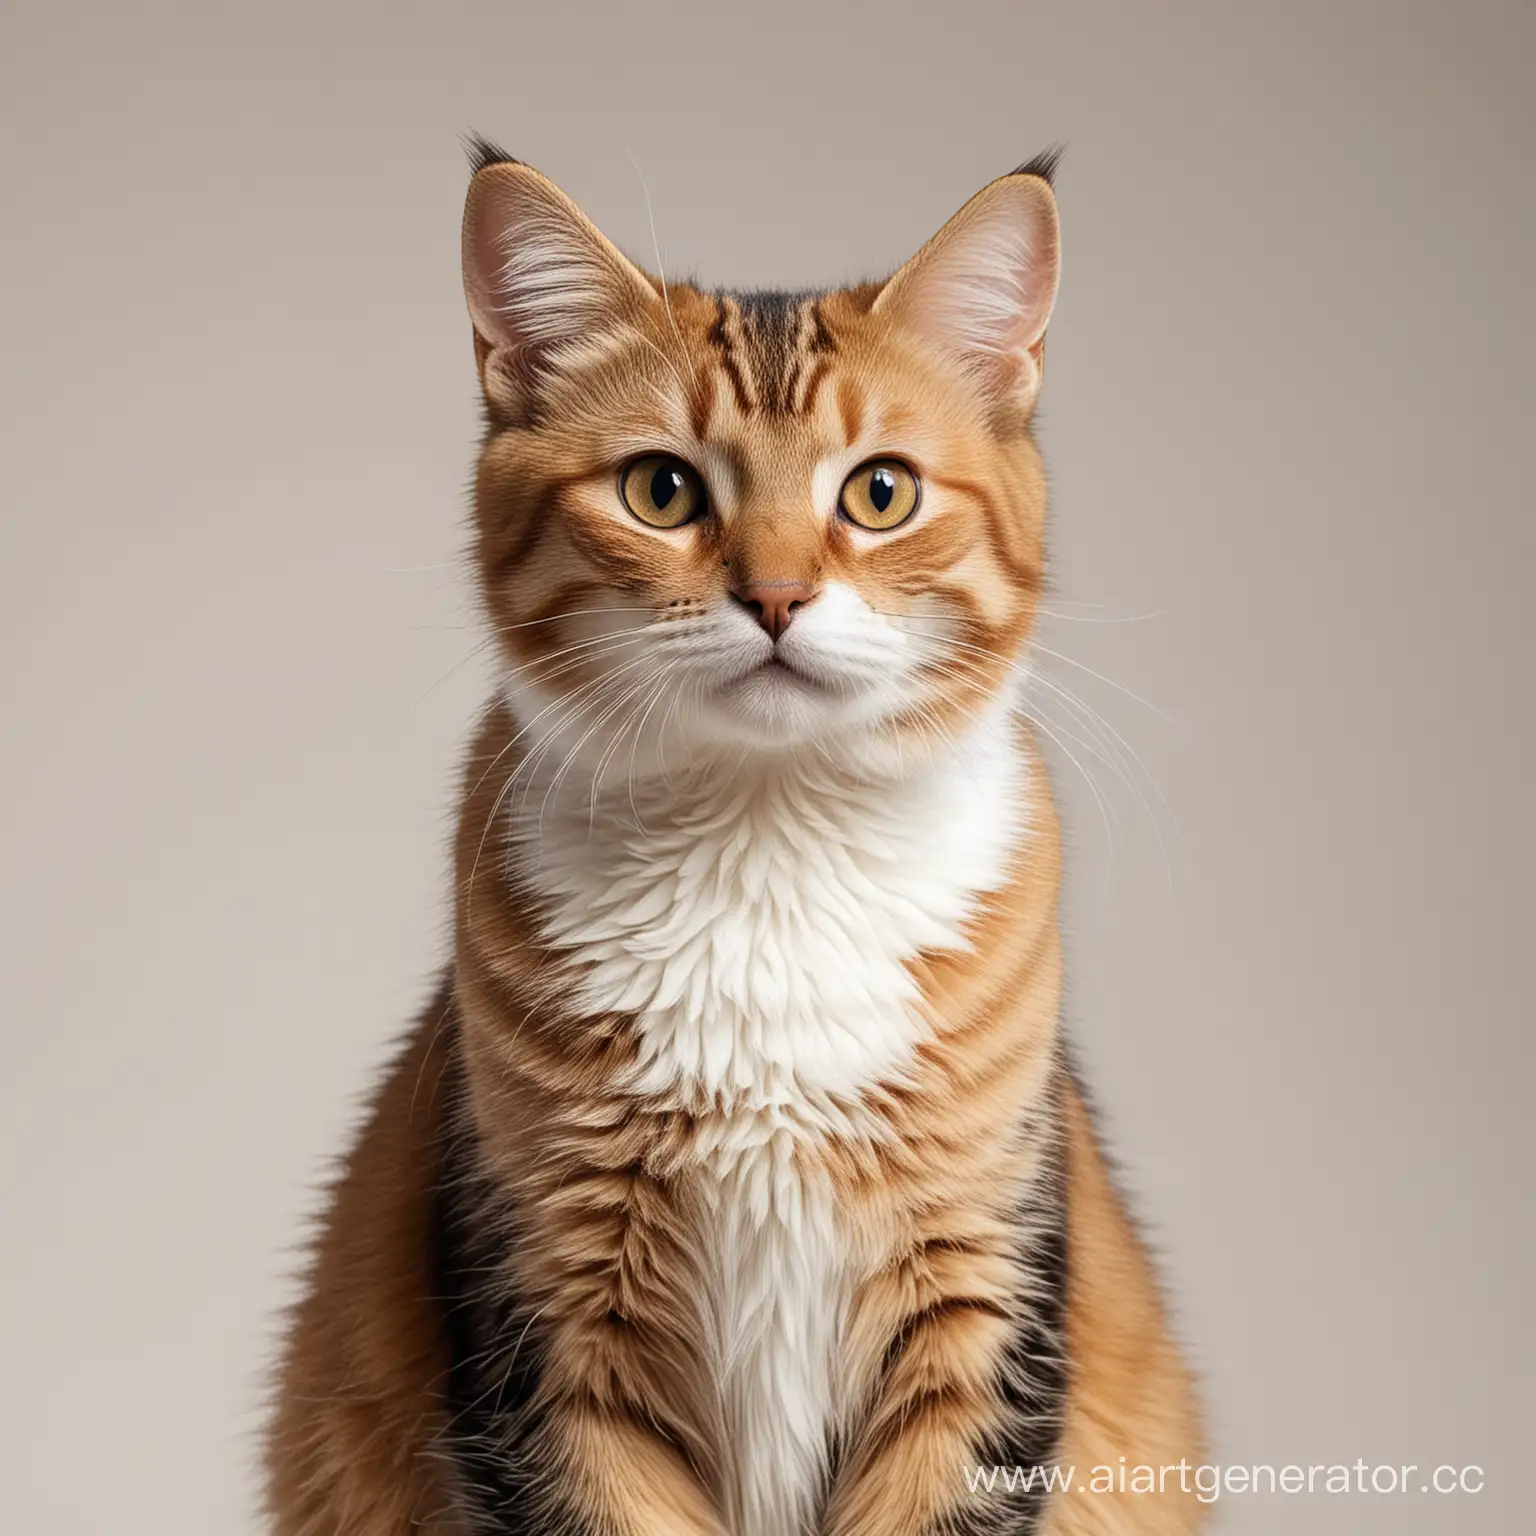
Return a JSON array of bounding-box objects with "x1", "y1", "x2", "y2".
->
[
  {"x1": 700, "y1": 658, "x2": 852, "y2": 746},
  {"x1": 733, "y1": 655, "x2": 826, "y2": 693}
]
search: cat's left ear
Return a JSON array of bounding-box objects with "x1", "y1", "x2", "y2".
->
[
  {"x1": 872, "y1": 158, "x2": 1061, "y2": 411},
  {"x1": 461, "y1": 148, "x2": 659, "y2": 406}
]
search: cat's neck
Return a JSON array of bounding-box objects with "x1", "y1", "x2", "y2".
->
[
  {"x1": 502, "y1": 686, "x2": 1029, "y2": 859},
  {"x1": 485, "y1": 695, "x2": 1037, "y2": 1120}
]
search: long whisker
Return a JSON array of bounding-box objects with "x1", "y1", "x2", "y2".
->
[
  {"x1": 589, "y1": 662, "x2": 673, "y2": 829},
  {"x1": 537, "y1": 663, "x2": 668, "y2": 841},
  {"x1": 1025, "y1": 666, "x2": 1178, "y2": 891},
  {"x1": 892, "y1": 634, "x2": 1175, "y2": 885},
  {"x1": 1027, "y1": 641, "x2": 1185, "y2": 732},
  {"x1": 422, "y1": 612, "x2": 658, "y2": 707},
  {"x1": 491, "y1": 606, "x2": 653, "y2": 634},
  {"x1": 465, "y1": 654, "x2": 659, "y2": 908},
  {"x1": 654, "y1": 669, "x2": 698, "y2": 791},
  {"x1": 465, "y1": 633, "x2": 654, "y2": 804},
  {"x1": 621, "y1": 664, "x2": 680, "y2": 834},
  {"x1": 630, "y1": 330, "x2": 696, "y2": 405},
  {"x1": 886, "y1": 627, "x2": 1178, "y2": 809},
  {"x1": 872, "y1": 612, "x2": 1174, "y2": 720},
  {"x1": 414, "y1": 632, "x2": 501, "y2": 706},
  {"x1": 626, "y1": 149, "x2": 699, "y2": 393},
  {"x1": 1037, "y1": 606, "x2": 1164, "y2": 624},
  {"x1": 1021, "y1": 707, "x2": 1119, "y2": 861},
  {"x1": 499, "y1": 629, "x2": 655, "y2": 688},
  {"x1": 508, "y1": 654, "x2": 661, "y2": 818}
]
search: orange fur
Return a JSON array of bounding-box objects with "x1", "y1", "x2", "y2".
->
[{"x1": 266, "y1": 148, "x2": 1205, "y2": 1535}]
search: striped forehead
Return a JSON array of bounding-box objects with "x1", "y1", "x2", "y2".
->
[{"x1": 708, "y1": 289, "x2": 837, "y2": 418}]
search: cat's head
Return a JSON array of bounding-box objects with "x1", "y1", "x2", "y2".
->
[{"x1": 461, "y1": 143, "x2": 1060, "y2": 779}]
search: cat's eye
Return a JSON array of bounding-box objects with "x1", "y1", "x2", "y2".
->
[
  {"x1": 619, "y1": 455, "x2": 707, "y2": 529},
  {"x1": 838, "y1": 459, "x2": 920, "y2": 532}
]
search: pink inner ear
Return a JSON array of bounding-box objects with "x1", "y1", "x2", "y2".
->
[
  {"x1": 876, "y1": 176, "x2": 1060, "y2": 395},
  {"x1": 463, "y1": 174, "x2": 538, "y2": 352},
  {"x1": 463, "y1": 175, "x2": 606, "y2": 356},
  {"x1": 463, "y1": 184, "x2": 516, "y2": 346},
  {"x1": 461, "y1": 165, "x2": 659, "y2": 360}
]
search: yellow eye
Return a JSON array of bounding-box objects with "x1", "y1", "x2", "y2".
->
[
  {"x1": 839, "y1": 459, "x2": 920, "y2": 531},
  {"x1": 619, "y1": 455, "x2": 706, "y2": 529}
]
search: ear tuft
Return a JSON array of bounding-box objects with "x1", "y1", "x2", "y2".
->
[
  {"x1": 462, "y1": 131, "x2": 517, "y2": 177},
  {"x1": 1012, "y1": 144, "x2": 1065, "y2": 187}
]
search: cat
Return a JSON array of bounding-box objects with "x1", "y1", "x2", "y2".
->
[{"x1": 264, "y1": 138, "x2": 1205, "y2": 1536}]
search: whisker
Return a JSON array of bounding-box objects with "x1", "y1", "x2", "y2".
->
[
  {"x1": 491, "y1": 606, "x2": 653, "y2": 634},
  {"x1": 630, "y1": 330, "x2": 696, "y2": 406},
  {"x1": 626, "y1": 149, "x2": 699, "y2": 390},
  {"x1": 1025, "y1": 666, "x2": 1179, "y2": 891},
  {"x1": 622, "y1": 664, "x2": 680, "y2": 833},
  {"x1": 465, "y1": 637, "x2": 651, "y2": 804},
  {"x1": 1027, "y1": 641, "x2": 1185, "y2": 732},
  {"x1": 465, "y1": 654, "x2": 659, "y2": 907},
  {"x1": 1037, "y1": 605, "x2": 1164, "y2": 624},
  {"x1": 891, "y1": 632, "x2": 1176, "y2": 887},
  {"x1": 414, "y1": 633, "x2": 501, "y2": 706},
  {"x1": 508, "y1": 655, "x2": 660, "y2": 816},
  {"x1": 537, "y1": 665, "x2": 667, "y2": 840},
  {"x1": 588, "y1": 662, "x2": 672, "y2": 828},
  {"x1": 499, "y1": 629, "x2": 655, "y2": 687},
  {"x1": 1021, "y1": 708, "x2": 1118, "y2": 862}
]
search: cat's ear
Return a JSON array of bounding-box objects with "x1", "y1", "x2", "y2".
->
[
  {"x1": 461, "y1": 149, "x2": 658, "y2": 404},
  {"x1": 872, "y1": 157, "x2": 1061, "y2": 410}
]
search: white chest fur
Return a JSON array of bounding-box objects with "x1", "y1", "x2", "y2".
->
[
  {"x1": 511, "y1": 716, "x2": 1026, "y2": 1535},
  {"x1": 519, "y1": 718, "x2": 1025, "y2": 1116},
  {"x1": 697, "y1": 1136, "x2": 848, "y2": 1536}
]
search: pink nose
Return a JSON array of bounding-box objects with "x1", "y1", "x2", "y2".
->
[{"x1": 731, "y1": 580, "x2": 815, "y2": 641}]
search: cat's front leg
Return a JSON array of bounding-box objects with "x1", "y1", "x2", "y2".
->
[
  {"x1": 438, "y1": 1132, "x2": 728, "y2": 1536},
  {"x1": 820, "y1": 1222, "x2": 1064, "y2": 1536},
  {"x1": 445, "y1": 1284, "x2": 730, "y2": 1535},
  {"x1": 502, "y1": 1401, "x2": 726, "y2": 1536}
]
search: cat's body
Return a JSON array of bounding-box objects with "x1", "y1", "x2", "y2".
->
[{"x1": 266, "y1": 145, "x2": 1204, "y2": 1534}]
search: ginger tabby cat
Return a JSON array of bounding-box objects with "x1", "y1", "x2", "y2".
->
[{"x1": 266, "y1": 140, "x2": 1205, "y2": 1536}]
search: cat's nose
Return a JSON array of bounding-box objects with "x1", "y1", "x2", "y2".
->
[{"x1": 730, "y1": 580, "x2": 816, "y2": 642}]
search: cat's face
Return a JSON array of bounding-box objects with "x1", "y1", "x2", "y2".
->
[{"x1": 462, "y1": 149, "x2": 1060, "y2": 776}]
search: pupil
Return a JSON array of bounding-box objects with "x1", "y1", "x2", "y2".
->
[
  {"x1": 869, "y1": 469, "x2": 894, "y2": 513},
  {"x1": 651, "y1": 465, "x2": 679, "y2": 509}
]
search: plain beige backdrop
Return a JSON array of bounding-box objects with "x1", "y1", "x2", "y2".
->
[{"x1": 2, "y1": 1, "x2": 1531, "y2": 1531}]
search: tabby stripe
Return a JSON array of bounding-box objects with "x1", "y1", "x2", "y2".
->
[
  {"x1": 708, "y1": 297, "x2": 754, "y2": 415},
  {"x1": 783, "y1": 298, "x2": 818, "y2": 414},
  {"x1": 927, "y1": 470, "x2": 1041, "y2": 589},
  {"x1": 836, "y1": 375, "x2": 865, "y2": 447},
  {"x1": 487, "y1": 471, "x2": 588, "y2": 587},
  {"x1": 797, "y1": 356, "x2": 830, "y2": 416}
]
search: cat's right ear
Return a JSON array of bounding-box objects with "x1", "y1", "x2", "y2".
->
[
  {"x1": 461, "y1": 154, "x2": 659, "y2": 413},
  {"x1": 872, "y1": 159, "x2": 1061, "y2": 414}
]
